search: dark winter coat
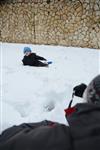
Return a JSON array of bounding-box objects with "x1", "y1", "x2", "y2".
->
[
  {"x1": 65, "y1": 103, "x2": 100, "y2": 150},
  {"x1": 0, "y1": 103, "x2": 100, "y2": 150},
  {"x1": 0, "y1": 121, "x2": 71, "y2": 150},
  {"x1": 22, "y1": 53, "x2": 47, "y2": 67}
]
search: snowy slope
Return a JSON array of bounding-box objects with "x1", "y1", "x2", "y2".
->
[{"x1": 0, "y1": 43, "x2": 99, "y2": 133}]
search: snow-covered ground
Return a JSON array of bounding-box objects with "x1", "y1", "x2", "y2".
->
[{"x1": 0, "y1": 43, "x2": 99, "y2": 133}]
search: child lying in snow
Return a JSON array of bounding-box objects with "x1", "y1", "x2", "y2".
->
[{"x1": 22, "y1": 47, "x2": 48, "y2": 67}]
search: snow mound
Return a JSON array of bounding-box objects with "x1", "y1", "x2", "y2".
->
[{"x1": 0, "y1": 43, "x2": 99, "y2": 133}]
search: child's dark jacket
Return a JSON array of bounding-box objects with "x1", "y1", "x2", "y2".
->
[
  {"x1": 0, "y1": 103, "x2": 100, "y2": 150},
  {"x1": 22, "y1": 53, "x2": 47, "y2": 66}
]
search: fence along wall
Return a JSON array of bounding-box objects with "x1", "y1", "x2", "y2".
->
[{"x1": 0, "y1": 0, "x2": 100, "y2": 49}]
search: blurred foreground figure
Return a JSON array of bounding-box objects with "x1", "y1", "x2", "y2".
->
[{"x1": 0, "y1": 75, "x2": 100, "y2": 150}]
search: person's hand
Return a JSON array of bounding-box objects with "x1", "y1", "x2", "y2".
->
[{"x1": 73, "y1": 83, "x2": 87, "y2": 98}]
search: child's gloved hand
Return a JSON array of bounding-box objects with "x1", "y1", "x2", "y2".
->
[{"x1": 73, "y1": 83, "x2": 87, "y2": 98}]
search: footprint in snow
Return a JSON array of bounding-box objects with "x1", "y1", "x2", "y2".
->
[{"x1": 43, "y1": 101, "x2": 55, "y2": 112}]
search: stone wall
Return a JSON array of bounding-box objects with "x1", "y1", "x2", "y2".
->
[{"x1": 0, "y1": 0, "x2": 100, "y2": 49}]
